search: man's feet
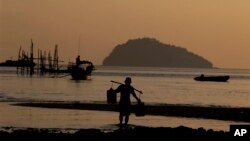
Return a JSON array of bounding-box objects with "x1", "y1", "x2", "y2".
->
[
  {"x1": 117, "y1": 123, "x2": 130, "y2": 129},
  {"x1": 118, "y1": 123, "x2": 123, "y2": 128},
  {"x1": 123, "y1": 123, "x2": 129, "y2": 129}
]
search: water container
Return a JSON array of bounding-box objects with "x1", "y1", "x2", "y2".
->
[
  {"x1": 107, "y1": 88, "x2": 117, "y2": 104},
  {"x1": 135, "y1": 102, "x2": 146, "y2": 117}
]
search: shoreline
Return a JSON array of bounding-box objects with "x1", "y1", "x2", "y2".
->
[
  {"x1": 13, "y1": 102, "x2": 250, "y2": 122},
  {"x1": 1, "y1": 102, "x2": 249, "y2": 140},
  {"x1": 0, "y1": 125, "x2": 231, "y2": 140}
]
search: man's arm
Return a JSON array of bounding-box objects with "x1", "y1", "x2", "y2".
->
[{"x1": 131, "y1": 88, "x2": 141, "y2": 102}]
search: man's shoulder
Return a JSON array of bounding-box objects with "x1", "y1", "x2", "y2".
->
[
  {"x1": 118, "y1": 84, "x2": 125, "y2": 88},
  {"x1": 130, "y1": 85, "x2": 134, "y2": 89},
  {"x1": 128, "y1": 85, "x2": 134, "y2": 91},
  {"x1": 118, "y1": 84, "x2": 134, "y2": 89},
  {"x1": 119, "y1": 84, "x2": 125, "y2": 87}
]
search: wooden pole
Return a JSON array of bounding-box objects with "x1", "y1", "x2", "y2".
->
[{"x1": 110, "y1": 80, "x2": 143, "y2": 94}]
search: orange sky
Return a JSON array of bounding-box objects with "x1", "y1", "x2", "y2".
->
[{"x1": 1, "y1": 0, "x2": 250, "y2": 69}]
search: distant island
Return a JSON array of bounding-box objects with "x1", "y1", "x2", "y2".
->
[{"x1": 103, "y1": 38, "x2": 213, "y2": 68}]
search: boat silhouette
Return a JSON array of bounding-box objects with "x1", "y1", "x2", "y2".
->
[
  {"x1": 194, "y1": 74, "x2": 230, "y2": 82},
  {"x1": 68, "y1": 56, "x2": 94, "y2": 80}
]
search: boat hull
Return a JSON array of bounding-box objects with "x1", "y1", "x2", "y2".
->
[
  {"x1": 70, "y1": 66, "x2": 89, "y2": 80},
  {"x1": 194, "y1": 75, "x2": 230, "y2": 82}
]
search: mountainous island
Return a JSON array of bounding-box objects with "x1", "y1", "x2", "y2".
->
[{"x1": 103, "y1": 38, "x2": 213, "y2": 68}]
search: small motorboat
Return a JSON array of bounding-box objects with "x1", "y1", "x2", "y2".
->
[{"x1": 194, "y1": 74, "x2": 230, "y2": 82}]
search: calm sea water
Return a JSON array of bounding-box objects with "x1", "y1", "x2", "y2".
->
[
  {"x1": 0, "y1": 66, "x2": 249, "y2": 131},
  {"x1": 1, "y1": 66, "x2": 249, "y2": 107}
]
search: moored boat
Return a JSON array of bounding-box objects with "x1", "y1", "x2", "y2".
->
[
  {"x1": 194, "y1": 74, "x2": 230, "y2": 82},
  {"x1": 68, "y1": 56, "x2": 94, "y2": 80}
]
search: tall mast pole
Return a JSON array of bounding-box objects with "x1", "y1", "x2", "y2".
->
[{"x1": 78, "y1": 34, "x2": 81, "y2": 56}]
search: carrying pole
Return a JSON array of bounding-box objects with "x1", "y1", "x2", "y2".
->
[{"x1": 110, "y1": 80, "x2": 143, "y2": 94}]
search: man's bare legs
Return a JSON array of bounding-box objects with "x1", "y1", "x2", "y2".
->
[
  {"x1": 119, "y1": 114, "x2": 129, "y2": 128},
  {"x1": 119, "y1": 114, "x2": 123, "y2": 126}
]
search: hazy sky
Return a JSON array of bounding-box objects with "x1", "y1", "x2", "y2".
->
[{"x1": 1, "y1": 0, "x2": 250, "y2": 69}]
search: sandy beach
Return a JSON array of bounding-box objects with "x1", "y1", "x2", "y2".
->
[{"x1": 1, "y1": 102, "x2": 249, "y2": 140}]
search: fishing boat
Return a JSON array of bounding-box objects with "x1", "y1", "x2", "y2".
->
[
  {"x1": 194, "y1": 74, "x2": 230, "y2": 82},
  {"x1": 68, "y1": 56, "x2": 94, "y2": 80}
]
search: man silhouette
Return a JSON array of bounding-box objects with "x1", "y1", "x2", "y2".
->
[{"x1": 115, "y1": 77, "x2": 141, "y2": 127}]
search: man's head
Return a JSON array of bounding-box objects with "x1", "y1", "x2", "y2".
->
[{"x1": 124, "y1": 77, "x2": 132, "y2": 85}]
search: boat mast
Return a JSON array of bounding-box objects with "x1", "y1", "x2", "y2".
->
[{"x1": 78, "y1": 34, "x2": 81, "y2": 56}]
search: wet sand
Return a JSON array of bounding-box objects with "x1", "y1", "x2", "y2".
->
[
  {"x1": 1, "y1": 102, "x2": 249, "y2": 140},
  {"x1": 14, "y1": 102, "x2": 250, "y2": 122}
]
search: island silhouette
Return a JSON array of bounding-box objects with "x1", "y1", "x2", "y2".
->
[{"x1": 103, "y1": 38, "x2": 213, "y2": 68}]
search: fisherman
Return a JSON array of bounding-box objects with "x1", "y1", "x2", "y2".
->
[
  {"x1": 114, "y1": 77, "x2": 141, "y2": 127},
  {"x1": 76, "y1": 55, "x2": 81, "y2": 67}
]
